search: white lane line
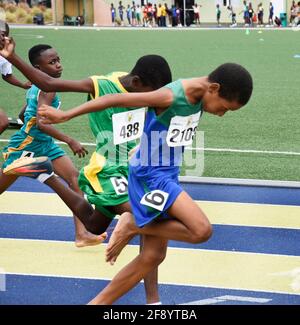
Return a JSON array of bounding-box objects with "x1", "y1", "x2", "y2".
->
[
  {"x1": 181, "y1": 295, "x2": 272, "y2": 305},
  {"x1": 1, "y1": 139, "x2": 300, "y2": 156}
]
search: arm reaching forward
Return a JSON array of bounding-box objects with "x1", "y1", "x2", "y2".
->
[{"x1": 38, "y1": 88, "x2": 173, "y2": 124}]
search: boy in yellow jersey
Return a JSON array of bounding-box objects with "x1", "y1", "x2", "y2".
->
[{"x1": 0, "y1": 35, "x2": 172, "y2": 304}]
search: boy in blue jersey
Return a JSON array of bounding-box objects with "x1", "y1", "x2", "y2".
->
[
  {"x1": 34, "y1": 62, "x2": 253, "y2": 304},
  {"x1": 0, "y1": 44, "x2": 104, "y2": 248}
]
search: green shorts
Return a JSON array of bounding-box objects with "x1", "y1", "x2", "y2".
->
[
  {"x1": 2, "y1": 130, "x2": 65, "y2": 168},
  {"x1": 78, "y1": 154, "x2": 129, "y2": 220}
]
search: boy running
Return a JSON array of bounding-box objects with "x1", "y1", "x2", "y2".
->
[
  {"x1": 0, "y1": 44, "x2": 103, "y2": 248},
  {"x1": 35, "y1": 62, "x2": 253, "y2": 305},
  {"x1": 0, "y1": 36, "x2": 172, "y2": 304}
]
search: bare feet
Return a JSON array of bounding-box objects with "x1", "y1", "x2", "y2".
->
[
  {"x1": 105, "y1": 212, "x2": 138, "y2": 265},
  {"x1": 75, "y1": 231, "x2": 108, "y2": 248}
]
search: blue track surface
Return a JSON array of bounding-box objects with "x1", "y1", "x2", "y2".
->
[
  {"x1": 8, "y1": 177, "x2": 300, "y2": 205},
  {"x1": 1, "y1": 177, "x2": 300, "y2": 305},
  {"x1": 3, "y1": 274, "x2": 300, "y2": 305},
  {"x1": 1, "y1": 214, "x2": 300, "y2": 256}
]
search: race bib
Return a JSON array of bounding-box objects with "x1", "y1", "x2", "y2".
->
[
  {"x1": 110, "y1": 176, "x2": 128, "y2": 195},
  {"x1": 166, "y1": 112, "x2": 201, "y2": 147},
  {"x1": 20, "y1": 151, "x2": 34, "y2": 158},
  {"x1": 112, "y1": 108, "x2": 145, "y2": 145},
  {"x1": 140, "y1": 190, "x2": 169, "y2": 211}
]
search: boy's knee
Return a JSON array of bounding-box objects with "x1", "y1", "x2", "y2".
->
[
  {"x1": 64, "y1": 171, "x2": 80, "y2": 190},
  {"x1": 141, "y1": 249, "x2": 167, "y2": 267},
  {"x1": 190, "y1": 222, "x2": 213, "y2": 244}
]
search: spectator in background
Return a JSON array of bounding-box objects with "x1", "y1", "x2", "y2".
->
[
  {"x1": 193, "y1": 3, "x2": 201, "y2": 25},
  {"x1": 142, "y1": 5, "x2": 148, "y2": 27},
  {"x1": 118, "y1": 1, "x2": 124, "y2": 25},
  {"x1": 216, "y1": 4, "x2": 221, "y2": 26},
  {"x1": 274, "y1": 15, "x2": 281, "y2": 26},
  {"x1": 248, "y1": 2, "x2": 254, "y2": 26},
  {"x1": 240, "y1": 1, "x2": 249, "y2": 26},
  {"x1": 297, "y1": 2, "x2": 300, "y2": 25},
  {"x1": 227, "y1": 5, "x2": 237, "y2": 27},
  {"x1": 257, "y1": 2, "x2": 264, "y2": 26},
  {"x1": 176, "y1": 5, "x2": 181, "y2": 26},
  {"x1": 289, "y1": 1, "x2": 297, "y2": 25},
  {"x1": 269, "y1": 2, "x2": 274, "y2": 25},
  {"x1": 111, "y1": 3, "x2": 116, "y2": 26},
  {"x1": 147, "y1": 3, "x2": 153, "y2": 27},
  {"x1": 157, "y1": 4, "x2": 162, "y2": 27},
  {"x1": 77, "y1": 15, "x2": 85, "y2": 26},
  {"x1": 131, "y1": 1, "x2": 137, "y2": 26},
  {"x1": 153, "y1": 4, "x2": 157, "y2": 26},
  {"x1": 165, "y1": 3, "x2": 172, "y2": 26},
  {"x1": 136, "y1": 4, "x2": 141, "y2": 26},
  {"x1": 126, "y1": 4, "x2": 132, "y2": 26},
  {"x1": 161, "y1": 3, "x2": 167, "y2": 27}
]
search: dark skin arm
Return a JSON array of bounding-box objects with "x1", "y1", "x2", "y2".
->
[
  {"x1": 0, "y1": 37, "x2": 95, "y2": 96},
  {"x1": 0, "y1": 109, "x2": 9, "y2": 134},
  {"x1": 2, "y1": 74, "x2": 31, "y2": 89},
  {"x1": 18, "y1": 104, "x2": 27, "y2": 122},
  {"x1": 38, "y1": 88, "x2": 174, "y2": 124},
  {"x1": 37, "y1": 91, "x2": 88, "y2": 158}
]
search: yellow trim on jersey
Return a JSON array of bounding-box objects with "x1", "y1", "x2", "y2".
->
[
  {"x1": 89, "y1": 72, "x2": 128, "y2": 99},
  {"x1": 24, "y1": 117, "x2": 37, "y2": 134},
  {"x1": 83, "y1": 151, "x2": 106, "y2": 193},
  {"x1": 4, "y1": 135, "x2": 34, "y2": 159},
  {"x1": 90, "y1": 76, "x2": 100, "y2": 99},
  {"x1": 109, "y1": 72, "x2": 128, "y2": 93}
]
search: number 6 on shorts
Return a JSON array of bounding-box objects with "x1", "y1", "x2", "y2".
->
[{"x1": 140, "y1": 190, "x2": 169, "y2": 211}]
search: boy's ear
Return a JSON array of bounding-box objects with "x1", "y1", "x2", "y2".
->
[
  {"x1": 131, "y1": 75, "x2": 143, "y2": 87},
  {"x1": 208, "y1": 83, "x2": 220, "y2": 93}
]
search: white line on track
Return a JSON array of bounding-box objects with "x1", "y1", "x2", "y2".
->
[{"x1": 1, "y1": 139, "x2": 300, "y2": 156}]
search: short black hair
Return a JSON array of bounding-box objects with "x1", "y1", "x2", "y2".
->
[
  {"x1": 208, "y1": 63, "x2": 253, "y2": 105},
  {"x1": 28, "y1": 44, "x2": 52, "y2": 66},
  {"x1": 130, "y1": 55, "x2": 172, "y2": 89}
]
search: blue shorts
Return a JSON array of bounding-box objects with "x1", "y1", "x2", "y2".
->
[
  {"x1": 128, "y1": 167, "x2": 183, "y2": 227},
  {"x1": 2, "y1": 131, "x2": 65, "y2": 168}
]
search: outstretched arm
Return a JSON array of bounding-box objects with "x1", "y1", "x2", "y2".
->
[
  {"x1": 0, "y1": 109, "x2": 9, "y2": 134},
  {"x1": 2, "y1": 74, "x2": 31, "y2": 89},
  {"x1": 0, "y1": 37, "x2": 94, "y2": 94},
  {"x1": 38, "y1": 88, "x2": 173, "y2": 124}
]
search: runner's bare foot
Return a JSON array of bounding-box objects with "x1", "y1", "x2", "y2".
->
[
  {"x1": 75, "y1": 231, "x2": 108, "y2": 248},
  {"x1": 105, "y1": 212, "x2": 137, "y2": 265}
]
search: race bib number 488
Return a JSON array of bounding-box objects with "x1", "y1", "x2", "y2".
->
[{"x1": 112, "y1": 108, "x2": 146, "y2": 145}]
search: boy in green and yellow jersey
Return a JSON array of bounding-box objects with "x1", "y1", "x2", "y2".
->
[{"x1": 0, "y1": 36, "x2": 172, "y2": 304}]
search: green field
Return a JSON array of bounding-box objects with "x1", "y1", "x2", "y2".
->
[{"x1": 1, "y1": 28, "x2": 300, "y2": 180}]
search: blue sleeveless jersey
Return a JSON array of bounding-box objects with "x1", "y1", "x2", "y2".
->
[{"x1": 128, "y1": 79, "x2": 203, "y2": 227}]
